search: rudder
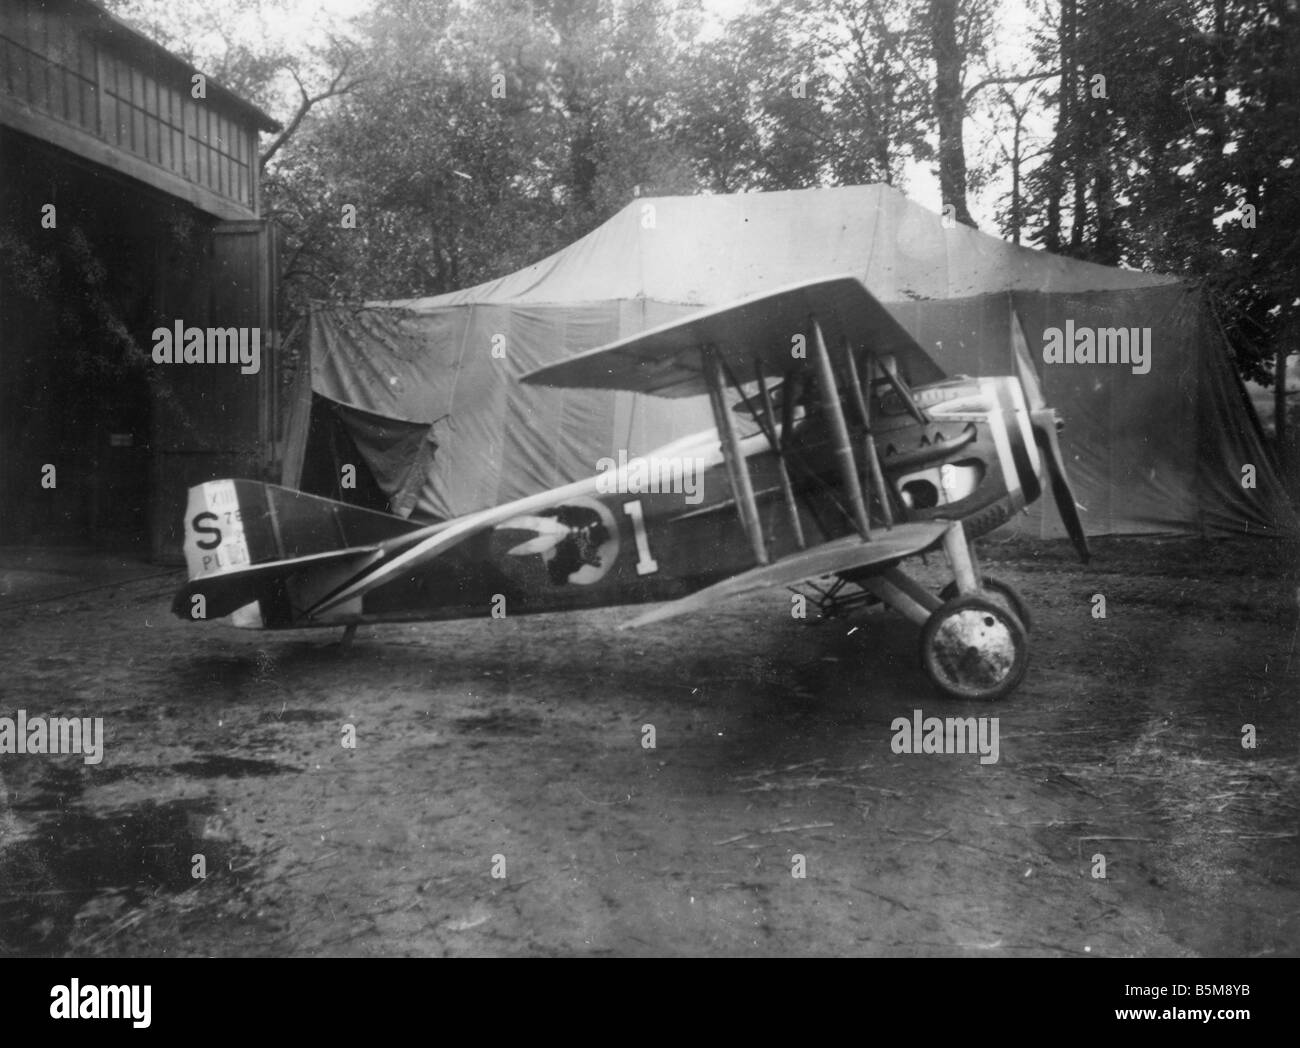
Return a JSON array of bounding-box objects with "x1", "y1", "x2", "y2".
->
[{"x1": 175, "y1": 480, "x2": 425, "y2": 624}]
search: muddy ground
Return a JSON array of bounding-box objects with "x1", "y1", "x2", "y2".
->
[{"x1": 0, "y1": 534, "x2": 1297, "y2": 957}]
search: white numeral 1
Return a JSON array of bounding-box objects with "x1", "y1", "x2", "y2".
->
[{"x1": 622, "y1": 500, "x2": 659, "y2": 576}]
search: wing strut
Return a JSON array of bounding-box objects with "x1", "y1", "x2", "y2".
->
[
  {"x1": 703, "y1": 344, "x2": 769, "y2": 566},
  {"x1": 754, "y1": 359, "x2": 806, "y2": 550},
  {"x1": 841, "y1": 340, "x2": 895, "y2": 529},
  {"x1": 810, "y1": 316, "x2": 872, "y2": 541},
  {"x1": 879, "y1": 355, "x2": 930, "y2": 425}
]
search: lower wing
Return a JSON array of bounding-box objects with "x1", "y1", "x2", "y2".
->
[{"x1": 622, "y1": 521, "x2": 951, "y2": 628}]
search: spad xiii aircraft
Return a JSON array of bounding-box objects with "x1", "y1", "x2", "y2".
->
[{"x1": 173, "y1": 275, "x2": 1089, "y2": 701}]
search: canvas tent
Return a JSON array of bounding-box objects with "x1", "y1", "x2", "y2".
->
[{"x1": 295, "y1": 184, "x2": 1297, "y2": 541}]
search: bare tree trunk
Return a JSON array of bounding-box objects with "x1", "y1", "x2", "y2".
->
[
  {"x1": 1070, "y1": 160, "x2": 1087, "y2": 251},
  {"x1": 1260, "y1": 0, "x2": 1288, "y2": 469},
  {"x1": 1278, "y1": 343, "x2": 1289, "y2": 470},
  {"x1": 930, "y1": 0, "x2": 975, "y2": 228},
  {"x1": 1042, "y1": 0, "x2": 1076, "y2": 252},
  {"x1": 1010, "y1": 112, "x2": 1022, "y2": 244},
  {"x1": 1093, "y1": 156, "x2": 1118, "y2": 263}
]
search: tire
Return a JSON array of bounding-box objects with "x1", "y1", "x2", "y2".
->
[
  {"x1": 939, "y1": 575, "x2": 1033, "y2": 632},
  {"x1": 920, "y1": 594, "x2": 1029, "y2": 702}
]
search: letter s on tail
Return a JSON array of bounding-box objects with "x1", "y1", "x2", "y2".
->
[
  {"x1": 183, "y1": 480, "x2": 252, "y2": 580},
  {"x1": 180, "y1": 480, "x2": 259, "y2": 625}
]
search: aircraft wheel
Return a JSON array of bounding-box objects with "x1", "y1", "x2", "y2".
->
[
  {"x1": 920, "y1": 595, "x2": 1028, "y2": 702},
  {"x1": 940, "y1": 576, "x2": 1032, "y2": 632}
]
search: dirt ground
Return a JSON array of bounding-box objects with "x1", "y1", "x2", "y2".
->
[{"x1": 0, "y1": 534, "x2": 1297, "y2": 957}]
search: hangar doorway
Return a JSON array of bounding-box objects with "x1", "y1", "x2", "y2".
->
[
  {"x1": 0, "y1": 131, "x2": 170, "y2": 551},
  {"x1": 0, "y1": 0, "x2": 282, "y2": 560}
]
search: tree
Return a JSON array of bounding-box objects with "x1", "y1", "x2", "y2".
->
[
  {"x1": 262, "y1": 0, "x2": 712, "y2": 305},
  {"x1": 929, "y1": 0, "x2": 976, "y2": 226},
  {"x1": 1002, "y1": 0, "x2": 1297, "y2": 465},
  {"x1": 673, "y1": 0, "x2": 938, "y2": 191}
]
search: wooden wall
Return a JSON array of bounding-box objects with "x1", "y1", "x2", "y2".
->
[{"x1": 0, "y1": 0, "x2": 266, "y2": 220}]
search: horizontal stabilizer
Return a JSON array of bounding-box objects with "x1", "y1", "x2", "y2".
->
[
  {"x1": 172, "y1": 546, "x2": 382, "y2": 621},
  {"x1": 622, "y1": 522, "x2": 951, "y2": 628}
]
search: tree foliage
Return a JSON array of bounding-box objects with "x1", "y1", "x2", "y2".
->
[
  {"x1": 267, "y1": 0, "x2": 708, "y2": 303},
  {"x1": 95, "y1": 0, "x2": 1300, "y2": 403},
  {"x1": 1014, "y1": 0, "x2": 1298, "y2": 389}
]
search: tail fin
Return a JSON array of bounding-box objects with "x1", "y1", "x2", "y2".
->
[{"x1": 173, "y1": 480, "x2": 424, "y2": 623}]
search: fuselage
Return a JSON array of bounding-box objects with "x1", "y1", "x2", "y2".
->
[{"x1": 224, "y1": 374, "x2": 1043, "y2": 628}]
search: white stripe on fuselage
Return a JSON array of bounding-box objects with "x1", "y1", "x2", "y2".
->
[{"x1": 306, "y1": 427, "x2": 765, "y2": 616}]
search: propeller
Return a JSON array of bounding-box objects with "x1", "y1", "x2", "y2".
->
[
  {"x1": 1012, "y1": 313, "x2": 1091, "y2": 564},
  {"x1": 1031, "y1": 409, "x2": 1091, "y2": 563}
]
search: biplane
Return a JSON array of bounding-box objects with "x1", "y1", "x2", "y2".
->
[{"x1": 172, "y1": 274, "x2": 1089, "y2": 701}]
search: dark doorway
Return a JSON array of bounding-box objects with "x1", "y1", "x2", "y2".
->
[
  {"x1": 0, "y1": 130, "x2": 190, "y2": 550},
  {"x1": 298, "y1": 395, "x2": 392, "y2": 513}
]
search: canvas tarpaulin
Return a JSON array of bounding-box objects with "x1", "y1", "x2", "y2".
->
[
  {"x1": 886, "y1": 285, "x2": 1292, "y2": 538},
  {"x1": 306, "y1": 184, "x2": 1297, "y2": 539},
  {"x1": 307, "y1": 299, "x2": 711, "y2": 520}
]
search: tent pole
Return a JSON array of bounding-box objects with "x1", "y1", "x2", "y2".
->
[
  {"x1": 810, "y1": 317, "x2": 872, "y2": 541},
  {"x1": 845, "y1": 345, "x2": 894, "y2": 528},
  {"x1": 703, "y1": 345, "x2": 769, "y2": 566},
  {"x1": 754, "y1": 359, "x2": 805, "y2": 550}
]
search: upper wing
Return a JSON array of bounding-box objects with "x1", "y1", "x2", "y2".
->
[
  {"x1": 621, "y1": 521, "x2": 951, "y2": 628},
  {"x1": 520, "y1": 274, "x2": 945, "y2": 397}
]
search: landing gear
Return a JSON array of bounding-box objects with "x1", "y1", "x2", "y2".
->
[
  {"x1": 789, "y1": 575, "x2": 880, "y2": 624},
  {"x1": 939, "y1": 576, "x2": 1032, "y2": 632},
  {"x1": 919, "y1": 594, "x2": 1028, "y2": 702},
  {"x1": 788, "y1": 524, "x2": 1034, "y2": 700}
]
